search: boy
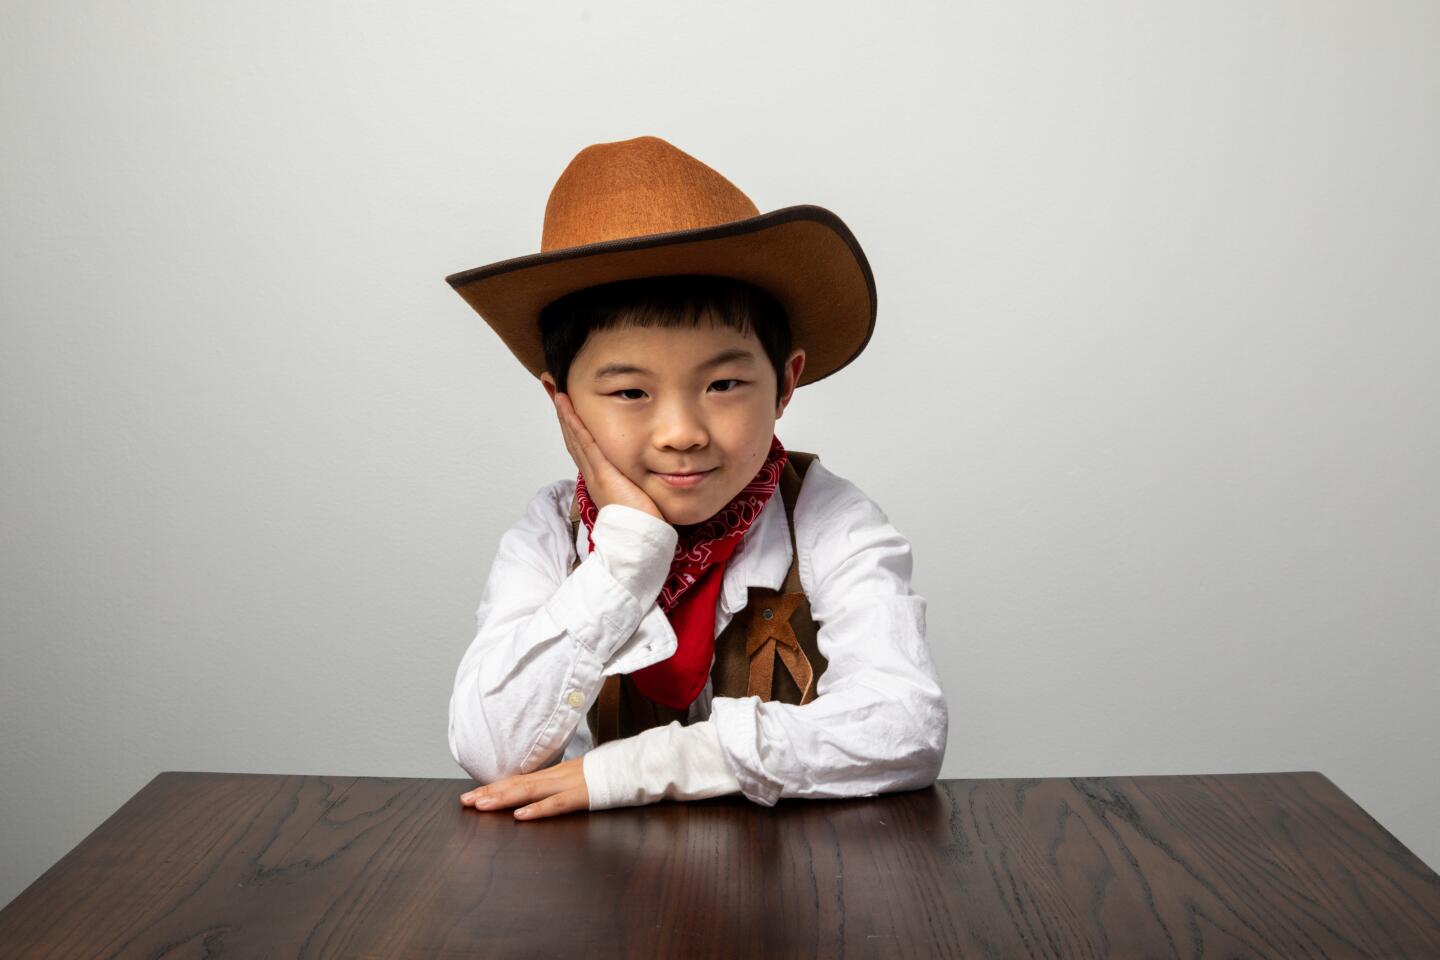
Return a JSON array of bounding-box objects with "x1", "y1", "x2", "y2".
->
[{"x1": 445, "y1": 135, "x2": 948, "y2": 820}]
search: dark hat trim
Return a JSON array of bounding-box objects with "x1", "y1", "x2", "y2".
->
[{"x1": 445, "y1": 203, "x2": 874, "y2": 315}]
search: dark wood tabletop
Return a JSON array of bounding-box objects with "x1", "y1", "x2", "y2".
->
[{"x1": 1, "y1": 770, "x2": 1437, "y2": 958}]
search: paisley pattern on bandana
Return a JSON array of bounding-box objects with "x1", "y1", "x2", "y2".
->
[{"x1": 575, "y1": 434, "x2": 788, "y2": 710}]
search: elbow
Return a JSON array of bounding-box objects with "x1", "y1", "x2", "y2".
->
[
  {"x1": 920, "y1": 722, "x2": 947, "y2": 785},
  {"x1": 834, "y1": 675, "x2": 949, "y2": 795},
  {"x1": 447, "y1": 693, "x2": 463, "y2": 767},
  {"x1": 448, "y1": 661, "x2": 534, "y2": 785},
  {"x1": 901, "y1": 722, "x2": 946, "y2": 791},
  {"x1": 448, "y1": 693, "x2": 512, "y2": 785},
  {"x1": 892, "y1": 684, "x2": 949, "y2": 791},
  {"x1": 450, "y1": 706, "x2": 555, "y2": 785},
  {"x1": 925, "y1": 689, "x2": 949, "y2": 781},
  {"x1": 831, "y1": 681, "x2": 949, "y2": 796},
  {"x1": 921, "y1": 688, "x2": 949, "y2": 783},
  {"x1": 451, "y1": 730, "x2": 508, "y2": 786}
]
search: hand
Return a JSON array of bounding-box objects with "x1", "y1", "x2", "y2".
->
[
  {"x1": 552, "y1": 391, "x2": 665, "y2": 522},
  {"x1": 460, "y1": 756, "x2": 590, "y2": 820}
]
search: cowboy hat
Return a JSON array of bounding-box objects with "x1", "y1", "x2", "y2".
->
[{"x1": 444, "y1": 135, "x2": 876, "y2": 387}]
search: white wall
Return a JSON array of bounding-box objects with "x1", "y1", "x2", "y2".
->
[{"x1": 2, "y1": 0, "x2": 1436, "y2": 905}]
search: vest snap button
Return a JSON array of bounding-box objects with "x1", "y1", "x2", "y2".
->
[{"x1": 762, "y1": 608, "x2": 773, "y2": 619}]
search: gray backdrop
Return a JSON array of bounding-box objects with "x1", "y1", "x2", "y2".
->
[{"x1": 3, "y1": 0, "x2": 1437, "y2": 907}]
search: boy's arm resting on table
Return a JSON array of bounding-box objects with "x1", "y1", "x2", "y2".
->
[
  {"x1": 447, "y1": 481, "x2": 681, "y2": 786},
  {"x1": 578, "y1": 464, "x2": 948, "y2": 811},
  {"x1": 582, "y1": 718, "x2": 740, "y2": 808},
  {"x1": 710, "y1": 464, "x2": 949, "y2": 807}
]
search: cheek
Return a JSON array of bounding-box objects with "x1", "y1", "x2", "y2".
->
[
  {"x1": 719, "y1": 418, "x2": 772, "y2": 475},
  {"x1": 594, "y1": 431, "x2": 631, "y2": 466},
  {"x1": 744, "y1": 412, "x2": 776, "y2": 459},
  {"x1": 585, "y1": 415, "x2": 643, "y2": 470}
]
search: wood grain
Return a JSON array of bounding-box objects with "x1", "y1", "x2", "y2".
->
[{"x1": 1, "y1": 771, "x2": 1436, "y2": 958}]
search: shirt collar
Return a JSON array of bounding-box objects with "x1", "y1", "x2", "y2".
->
[
  {"x1": 719, "y1": 487, "x2": 792, "y2": 615},
  {"x1": 567, "y1": 480, "x2": 792, "y2": 615}
]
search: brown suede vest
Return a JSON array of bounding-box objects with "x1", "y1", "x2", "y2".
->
[{"x1": 567, "y1": 451, "x2": 826, "y2": 746}]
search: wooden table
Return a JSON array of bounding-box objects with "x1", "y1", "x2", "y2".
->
[{"x1": 2, "y1": 770, "x2": 1437, "y2": 958}]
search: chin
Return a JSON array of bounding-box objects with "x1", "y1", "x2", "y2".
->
[
  {"x1": 650, "y1": 490, "x2": 721, "y2": 528},
  {"x1": 658, "y1": 503, "x2": 710, "y2": 527}
]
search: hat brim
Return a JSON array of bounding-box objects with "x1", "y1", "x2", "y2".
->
[{"x1": 444, "y1": 204, "x2": 876, "y2": 388}]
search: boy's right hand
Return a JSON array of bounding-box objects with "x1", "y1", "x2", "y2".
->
[{"x1": 553, "y1": 392, "x2": 667, "y2": 523}]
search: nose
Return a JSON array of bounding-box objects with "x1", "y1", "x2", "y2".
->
[{"x1": 651, "y1": 396, "x2": 709, "y2": 452}]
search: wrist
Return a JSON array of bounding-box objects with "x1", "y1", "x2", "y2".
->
[{"x1": 591, "y1": 505, "x2": 678, "y2": 602}]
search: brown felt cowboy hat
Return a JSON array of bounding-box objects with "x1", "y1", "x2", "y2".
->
[{"x1": 444, "y1": 135, "x2": 876, "y2": 388}]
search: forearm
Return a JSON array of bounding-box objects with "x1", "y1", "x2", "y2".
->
[
  {"x1": 448, "y1": 602, "x2": 604, "y2": 784},
  {"x1": 582, "y1": 719, "x2": 742, "y2": 809},
  {"x1": 449, "y1": 503, "x2": 679, "y2": 783},
  {"x1": 710, "y1": 594, "x2": 949, "y2": 806},
  {"x1": 710, "y1": 671, "x2": 948, "y2": 806}
]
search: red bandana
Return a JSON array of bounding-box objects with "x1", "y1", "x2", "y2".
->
[{"x1": 575, "y1": 434, "x2": 788, "y2": 711}]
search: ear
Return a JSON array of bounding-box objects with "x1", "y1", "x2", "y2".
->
[
  {"x1": 540, "y1": 372, "x2": 558, "y2": 401},
  {"x1": 775, "y1": 348, "x2": 806, "y2": 418}
]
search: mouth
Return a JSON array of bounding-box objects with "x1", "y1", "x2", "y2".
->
[{"x1": 653, "y1": 467, "x2": 716, "y2": 488}]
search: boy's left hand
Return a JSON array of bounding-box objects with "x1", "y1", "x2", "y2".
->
[{"x1": 459, "y1": 756, "x2": 589, "y2": 820}]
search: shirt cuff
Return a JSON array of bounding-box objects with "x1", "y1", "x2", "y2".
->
[
  {"x1": 590, "y1": 504, "x2": 678, "y2": 605},
  {"x1": 603, "y1": 602, "x2": 678, "y2": 677},
  {"x1": 708, "y1": 695, "x2": 785, "y2": 806},
  {"x1": 583, "y1": 720, "x2": 742, "y2": 810}
]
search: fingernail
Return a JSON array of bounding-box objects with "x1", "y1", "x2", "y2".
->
[
  {"x1": 475, "y1": 796, "x2": 494, "y2": 807},
  {"x1": 515, "y1": 806, "x2": 531, "y2": 817}
]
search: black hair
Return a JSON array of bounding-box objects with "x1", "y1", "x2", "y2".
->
[{"x1": 538, "y1": 274, "x2": 793, "y2": 406}]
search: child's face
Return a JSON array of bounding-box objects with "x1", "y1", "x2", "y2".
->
[{"x1": 542, "y1": 320, "x2": 804, "y2": 527}]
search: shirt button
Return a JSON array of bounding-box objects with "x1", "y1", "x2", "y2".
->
[{"x1": 566, "y1": 690, "x2": 584, "y2": 708}]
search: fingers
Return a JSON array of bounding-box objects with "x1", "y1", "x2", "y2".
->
[
  {"x1": 555, "y1": 394, "x2": 598, "y2": 458},
  {"x1": 461, "y1": 776, "x2": 531, "y2": 809},
  {"x1": 557, "y1": 393, "x2": 597, "y2": 447},
  {"x1": 513, "y1": 787, "x2": 589, "y2": 820},
  {"x1": 553, "y1": 393, "x2": 591, "y2": 479},
  {"x1": 461, "y1": 776, "x2": 587, "y2": 820},
  {"x1": 555, "y1": 394, "x2": 625, "y2": 513},
  {"x1": 555, "y1": 393, "x2": 615, "y2": 484}
]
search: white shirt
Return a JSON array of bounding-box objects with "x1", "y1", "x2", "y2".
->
[{"x1": 447, "y1": 456, "x2": 949, "y2": 809}]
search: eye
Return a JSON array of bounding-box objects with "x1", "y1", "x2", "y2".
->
[
  {"x1": 710, "y1": 379, "x2": 745, "y2": 393},
  {"x1": 612, "y1": 388, "x2": 647, "y2": 401}
]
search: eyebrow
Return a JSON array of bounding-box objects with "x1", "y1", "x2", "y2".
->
[{"x1": 591, "y1": 347, "x2": 758, "y2": 382}]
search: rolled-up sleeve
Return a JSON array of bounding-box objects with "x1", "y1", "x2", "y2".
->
[
  {"x1": 709, "y1": 463, "x2": 949, "y2": 806},
  {"x1": 448, "y1": 483, "x2": 680, "y2": 785}
]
